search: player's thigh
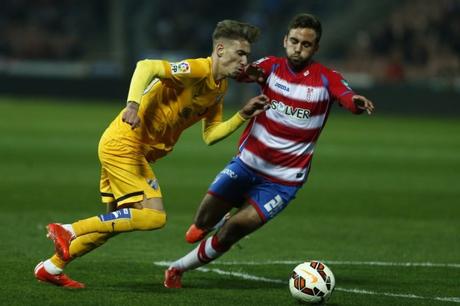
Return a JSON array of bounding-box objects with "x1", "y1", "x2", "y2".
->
[
  {"x1": 216, "y1": 203, "x2": 264, "y2": 245},
  {"x1": 141, "y1": 197, "x2": 164, "y2": 211},
  {"x1": 207, "y1": 158, "x2": 254, "y2": 205},
  {"x1": 196, "y1": 158, "x2": 254, "y2": 228},
  {"x1": 194, "y1": 193, "x2": 234, "y2": 229},
  {"x1": 247, "y1": 180, "x2": 301, "y2": 223}
]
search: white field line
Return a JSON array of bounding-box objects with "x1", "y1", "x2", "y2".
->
[
  {"x1": 154, "y1": 260, "x2": 460, "y2": 269},
  {"x1": 334, "y1": 288, "x2": 460, "y2": 304},
  {"x1": 196, "y1": 267, "x2": 284, "y2": 284},
  {"x1": 154, "y1": 261, "x2": 460, "y2": 303}
]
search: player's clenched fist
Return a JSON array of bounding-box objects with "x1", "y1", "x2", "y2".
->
[
  {"x1": 122, "y1": 101, "x2": 142, "y2": 129},
  {"x1": 239, "y1": 94, "x2": 270, "y2": 119}
]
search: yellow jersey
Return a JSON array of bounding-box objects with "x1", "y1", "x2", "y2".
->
[{"x1": 102, "y1": 57, "x2": 233, "y2": 162}]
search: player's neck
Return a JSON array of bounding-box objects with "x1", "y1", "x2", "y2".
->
[
  {"x1": 213, "y1": 71, "x2": 225, "y2": 83},
  {"x1": 211, "y1": 55, "x2": 225, "y2": 84},
  {"x1": 287, "y1": 58, "x2": 313, "y2": 73}
]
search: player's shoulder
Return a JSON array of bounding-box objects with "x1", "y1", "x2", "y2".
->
[
  {"x1": 188, "y1": 57, "x2": 212, "y2": 67},
  {"x1": 312, "y1": 61, "x2": 343, "y2": 78},
  {"x1": 253, "y1": 56, "x2": 284, "y2": 77},
  {"x1": 253, "y1": 55, "x2": 282, "y2": 66}
]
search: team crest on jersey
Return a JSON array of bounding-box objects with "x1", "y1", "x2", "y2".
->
[
  {"x1": 306, "y1": 87, "x2": 314, "y2": 100},
  {"x1": 147, "y1": 179, "x2": 159, "y2": 190},
  {"x1": 170, "y1": 61, "x2": 191, "y2": 74}
]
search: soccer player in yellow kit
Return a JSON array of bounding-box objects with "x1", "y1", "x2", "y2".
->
[{"x1": 34, "y1": 20, "x2": 269, "y2": 288}]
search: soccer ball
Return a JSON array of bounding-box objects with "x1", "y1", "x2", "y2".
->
[{"x1": 289, "y1": 261, "x2": 335, "y2": 304}]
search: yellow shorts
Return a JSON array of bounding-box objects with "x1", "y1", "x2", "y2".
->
[{"x1": 98, "y1": 137, "x2": 162, "y2": 206}]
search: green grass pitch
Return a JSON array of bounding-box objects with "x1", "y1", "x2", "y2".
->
[{"x1": 0, "y1": 97, "x2": 459, "y2": 305}]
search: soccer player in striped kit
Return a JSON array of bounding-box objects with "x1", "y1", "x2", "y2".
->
[{"x1": 164, "y1": 13, "x2": 375, "y2": 288}]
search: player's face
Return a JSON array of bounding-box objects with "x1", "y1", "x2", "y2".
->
[
  {"x1": 218, "y1": 39, "x2": 251, "y2": 78},
  {"x1": 284, "y1": 28, "x2": 319, "y2": 69}
]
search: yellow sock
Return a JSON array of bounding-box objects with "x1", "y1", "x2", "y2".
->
[
  {"x1": 70, "y1": 232, "x2": 117, "y2": 258},
  {"x1": 49, "y1": 232, "x2": 116, "y2": 269},
  {"x1": 50, "y1": 254, "x2": 67, "y2": 270},
  {"x1": 72, "y1": 208, "x2": 166, "y2": 237}
]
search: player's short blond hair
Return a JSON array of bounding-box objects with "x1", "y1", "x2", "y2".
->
[{"x1": 212, "y1": 20, "x2": 260, "y2": 45}]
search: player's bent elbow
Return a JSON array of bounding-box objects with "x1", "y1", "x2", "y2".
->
[
  {"x1": 136, "y1": 59, "x2": 162, "y2": 72},
  {"x1": 136, "y1": 59, "x2": 148, "y2": 68}
]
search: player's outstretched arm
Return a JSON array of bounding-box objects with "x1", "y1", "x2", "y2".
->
[
  {"x1": 239, "y1": 94, "x2": 270, "y2": 119},
  {"x1": 122, "y1": 101, "x2": 141, "y2": 129},
  {"x1": 201, "y1": 95, "x2": 270, "y2": 145},
  {"x1": 352, "y1": 95, "x2": 375, "y2": 115}
]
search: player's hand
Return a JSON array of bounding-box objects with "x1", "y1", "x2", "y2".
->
[
  {"x1": 245, "y1": 64, "x2": 265, "y2": 83},
  {"x1": 239, "y1": 94, "x2": 270, "y2": 119},
  {"x1": 122, "y1": 101, "x2": 141, "y2": 129},
  {"x1": 353, "y1": 95, "x2": 375, "y2": 115}
]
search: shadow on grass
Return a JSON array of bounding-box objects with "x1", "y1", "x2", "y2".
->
[{"x1": 99, "y1": 275, "x2": 283, "y2": 294}]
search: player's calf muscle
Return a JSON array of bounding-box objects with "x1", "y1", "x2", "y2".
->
[
  {"x1": 72, "y1": 207, "x2": 167, "y2": 235},
  {"x1": 216, "y1": 222, "x2": 252, "y2": 246}
]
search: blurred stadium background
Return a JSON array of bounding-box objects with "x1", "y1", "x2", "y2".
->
[
  {"x1": 1, "y1": 2, "x2": 459, "y2": 305},
  {"x1": 0, "y1": 0, "x2": 459, "y2": 114}
]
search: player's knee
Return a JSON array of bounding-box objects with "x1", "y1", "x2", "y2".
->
[
  {"x1": 143, "y1": 208, "x2": 167, "y2": 230},
  {"x1": 130, "y1": 207, "x2": 167, "y2": 230},
  {"x1": 195, "y1": 217, "x2": 214, "y2": 231},
  {"x1": 155, "y1": 211, "x2": 167, "y2": 229}
]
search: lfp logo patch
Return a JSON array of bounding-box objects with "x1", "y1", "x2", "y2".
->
[{"x1": 171, "y1": 61, "x2": 191, "y2": 74}]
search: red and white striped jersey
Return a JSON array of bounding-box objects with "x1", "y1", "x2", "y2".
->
[{"x1": 238, "y1": 56, "x2": 362, "y2": 186}]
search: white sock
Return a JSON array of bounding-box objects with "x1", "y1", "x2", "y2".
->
[
  {"x1": 43, "y1": 259, "x2": 63, "y2": 275},
  {"x1": 62, "y1": 224, "x2": 76, "y2": 238},
  {"x1": 170, "y1": 235, "x2": 228, "y2": 271}
]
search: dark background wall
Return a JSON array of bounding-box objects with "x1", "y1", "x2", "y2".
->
[{"x1": 0, "y1": 0, "x2": 459, "y2": 116}]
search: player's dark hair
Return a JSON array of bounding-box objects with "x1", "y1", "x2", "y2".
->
[
  {"x1": 212, "y1": 20, "x2": 260, "y2": 44},
  {"x1": 288, "y1": 13, "x2": 322, "y2": 43}
]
